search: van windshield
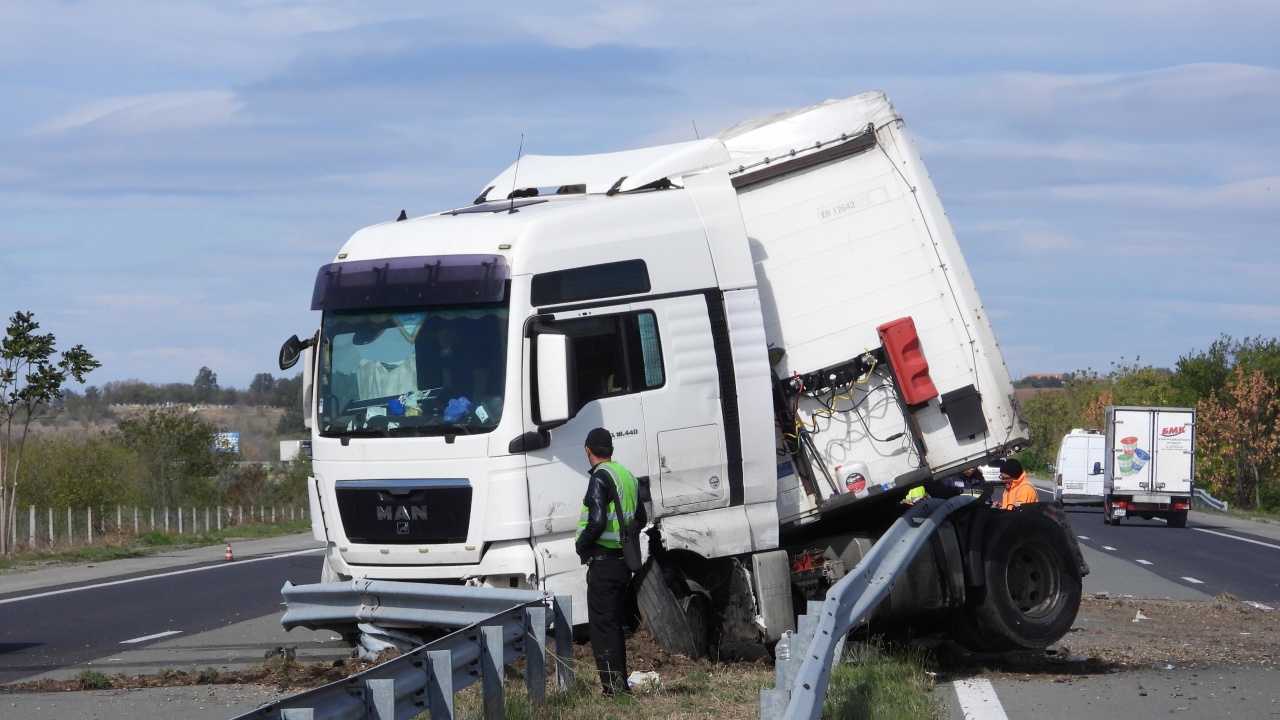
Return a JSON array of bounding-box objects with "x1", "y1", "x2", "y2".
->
[{"x1": 317, "y1": 303, "x2": 509, "y2": 437}]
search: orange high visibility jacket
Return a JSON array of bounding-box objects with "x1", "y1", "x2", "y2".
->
[{"x1": 999, "y1": 473, "x2": 1039, "y2": 509}]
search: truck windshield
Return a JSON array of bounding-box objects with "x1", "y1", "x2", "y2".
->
[{"x1": 317, "y1": 303, "x2": 509, "y2": 437}]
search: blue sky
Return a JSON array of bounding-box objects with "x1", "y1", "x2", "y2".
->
[{"x1": 2, "y1": 2, "x2": 1277, "y2": 389}]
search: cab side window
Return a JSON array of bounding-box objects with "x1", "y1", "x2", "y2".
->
[{"x1": 558, "y1": 311, "x2": 664, "y2": 411}]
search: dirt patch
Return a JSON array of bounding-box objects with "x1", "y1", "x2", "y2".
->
[{"x1": 931, "y1": 595, "x2": 1278, "y2": 681}]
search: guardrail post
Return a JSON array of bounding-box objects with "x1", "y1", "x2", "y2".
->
[
  {"x1": 366, "y1": 677, "x2": 394, "y2": 719},
  {"x1": 553, "y1": 595, "x2": 574, "y2": 691},
  {"x1": 760, "y1": 630, "x2": 796, "y2": 720},
  {"x1": 525, "y1": 606, "x2": 547, "y2": 704},
  {"x1": 481, "y1": 625, "x2": 505, "y2": 720},
  {"x1": 426, "y1": 649, "x2": 454, "y2": 720}
]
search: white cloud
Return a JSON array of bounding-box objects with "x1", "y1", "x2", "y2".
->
[{"x1": 29, "y1": 91, "x2": 246, "y2": 136}]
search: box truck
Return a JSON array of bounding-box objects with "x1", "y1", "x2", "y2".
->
[
  {"x1": 278, "y1": 91, "x2": 1083, "y2": 656},
  {"x1": 1053, "y1": 429, "x2": 1106, "y2": 505},
  {"x1": 1103, "y1": 406, "x2": 1195, "y2": 527}
]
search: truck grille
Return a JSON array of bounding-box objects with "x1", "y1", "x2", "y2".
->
[{"x1": 335, "y1": 479, "x2": 471, "y2": 544}]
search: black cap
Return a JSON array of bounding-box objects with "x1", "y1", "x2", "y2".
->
[
  {"x1": 585, "y1": 427, "x2": 613, "y2": 449},
  {"x1": 995, "y1": 458, "x2": 1024, "y2": 478}
]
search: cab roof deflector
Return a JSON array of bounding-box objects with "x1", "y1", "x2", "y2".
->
[{"x1": 481, "y1": 138, "x2": 730, "y2": 199}]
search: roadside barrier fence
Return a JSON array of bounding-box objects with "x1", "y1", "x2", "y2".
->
[{"x1": 6, "y1": 505, "x2": 307, "y2": 548}]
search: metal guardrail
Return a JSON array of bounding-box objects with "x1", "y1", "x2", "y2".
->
[
  {"x1": 281, "y1": 579, "x2": 554, "y2": 631},
  {"x1": 1193, "y1": 488, "x2": 1228, "y2": 512},
  {"x1": 759, "y1": 495, "x2": 977, "y2": 720},
  {"x1": 236, "y1": 583, "x2": 573, "y2": 720}
]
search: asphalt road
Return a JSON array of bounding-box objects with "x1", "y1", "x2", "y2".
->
[
  {"x1": 1062, "y1": 504, "x2": 1280, "y2": 602},
  {"x1": 0, "y1": 544, "x2": 324, "y2": 684}
]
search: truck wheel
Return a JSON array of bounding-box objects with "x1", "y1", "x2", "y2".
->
[
  {"x1": 966, "y1": 510, "x2": 1082, "y2": 652},
  {"x1": 946, "y1": 599, "x2": 1002, "y2": 654},
  {"x1": 635, "y1": 558, "x2": 707, "y2": 658},
  {"x1": 1167, "y1": 511, "x2": 1188, "y2": 528}
]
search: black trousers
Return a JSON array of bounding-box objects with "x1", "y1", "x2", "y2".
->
[{"x1": 586, "y1": 555, "x2": 631, "y2": 693}]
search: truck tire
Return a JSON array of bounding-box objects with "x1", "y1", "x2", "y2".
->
[
  {"x1": 1167, "y1": 510, "x2": 1188, "y2": 528},
  {"x1": 965, "y1": 509, "x2": 1082, "y2": 652},
  {"x1": 635, "y1": 558, "x2": 706, "y2": 658}
]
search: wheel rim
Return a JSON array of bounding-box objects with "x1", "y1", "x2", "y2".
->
[{"x1": 1004, "y1": 542, "x2": 1062, "y2": 618}]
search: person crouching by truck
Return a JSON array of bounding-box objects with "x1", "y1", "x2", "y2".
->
[{"x1": 993, "y1": 458, "x2": 1039, "y2": 509}]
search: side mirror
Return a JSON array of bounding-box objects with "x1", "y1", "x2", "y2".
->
[
  {"x1": 1091, "y1": 461, "x2": 1103, "y2": 475},
  {"x1": 535, "y1": 333, "x2": 574, "y2": 426},
  {"x1": 279, "y1": 334, "x2": 315, "y2": 371}
]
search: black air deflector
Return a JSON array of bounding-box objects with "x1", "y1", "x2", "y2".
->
[
  {"x1": 335, "y1": 479, "x2": 471, "y2": 544},
  {"x1": 940, "y1": 385, "x2": 988, "y2": 441}
]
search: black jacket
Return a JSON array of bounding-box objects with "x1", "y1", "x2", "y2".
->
[{"x1": 575, "y1": 463, "x2": 647, "y2": 562}]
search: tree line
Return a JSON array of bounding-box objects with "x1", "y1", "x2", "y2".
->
[
  {"x1": 56, "y1": 369, "x2": 304, "y2": 419},
  {"x1": 1018, "y1": 335, "x2": 1280, "y2": 512},
  {"x1": 2, "y1": 310, "x2": 307, "y2": 555}
]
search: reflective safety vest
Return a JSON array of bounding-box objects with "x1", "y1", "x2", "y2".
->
[{"x1": 576, "y1": 461, "x2": 639, "y2": 549}]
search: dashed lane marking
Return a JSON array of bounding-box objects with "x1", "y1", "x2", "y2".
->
[
  {"x1": 953, "y1": 678, "x2": 1010, "y2": 720},
  {"x1": 1136, "y1": 559, "x2": 1153, "y2": 565},
  {"x1": 1102, "y1": 546, "x2": 1117, "y2": 551},
  {"x1": 1077, "y1": 535, "x2": 1090, "y2": 540},
  {"x1": 1182, "y1": 577, "x2": 1205, "y2": 584},
  {"x1": 121, "y1": 630, "x2": 183, "y2": 644}
]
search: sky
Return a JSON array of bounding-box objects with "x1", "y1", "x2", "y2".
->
[{"x1": 1, "y1": 1, "x2": 1278, "y2": 390}]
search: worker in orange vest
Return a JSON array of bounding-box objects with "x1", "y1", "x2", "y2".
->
[{"x1": 994, "y1": 458, "x2": 1038, "y2": 509}]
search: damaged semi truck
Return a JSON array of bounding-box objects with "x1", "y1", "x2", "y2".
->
[{"x1": 279, "y1": 91, "x2": 1084, "y2": 657}]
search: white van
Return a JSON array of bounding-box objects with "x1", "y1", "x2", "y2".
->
[{"x1": 1052, "y1": 429, "x2": 1106, "y2": 505}]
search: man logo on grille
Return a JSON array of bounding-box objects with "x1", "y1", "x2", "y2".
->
[{"x1": 377, "y1": 506, "x2": 429, "y2": 521}]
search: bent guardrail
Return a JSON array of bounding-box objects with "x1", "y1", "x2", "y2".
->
[
  {"x1": 236, "y1": 582, "x2": 573, "y2": 720},
  {"x1": 760, "y1": 495, "x2": 977, "y2": 720}
]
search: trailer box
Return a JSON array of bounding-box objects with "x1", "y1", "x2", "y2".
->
[{"x1": 1103, "y1": 406, "x2": 1195, "y2": 526}]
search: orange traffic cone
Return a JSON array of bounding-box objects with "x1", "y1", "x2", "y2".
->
[{"x1": 224, "y1": 543, "x2": 235, "y2": 562}]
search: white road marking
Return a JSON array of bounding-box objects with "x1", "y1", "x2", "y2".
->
[
  {"x1": 1193, "y1": 528, "x2": 1280, "y2": 550},
  {"x1": 121, "y1": 630, "x2": 182, "y2": 644},
  {"x1": 1077, "y1": 535, "x2": 1090, "y2": 540},
  {"x1": 1102, "y1": 546, "x2": 1117, "y2": 551},
  {"x1": 954, "y1": 678, "x2": 1009, "y2": 720},
  {"x1": 0, "y1": 548, "x2": 323, "y2": 606},
  {"x1": 1182, "y1": 577, "x2": 1205, "y2": 584},
  {"x1": 1136, "y1": 559, "x2": 1153, "y2": 565}
]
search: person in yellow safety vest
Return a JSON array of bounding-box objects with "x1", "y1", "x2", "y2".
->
[
  {"x1": 574, "y1": 427, "x2": 647, "y2": 696},
  {"x1": 902, "y1": 485, "x2": 928, "y2": 504},
  {"x1": 994, "y1": 458, "x2": 1039, "y2": 509}
]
